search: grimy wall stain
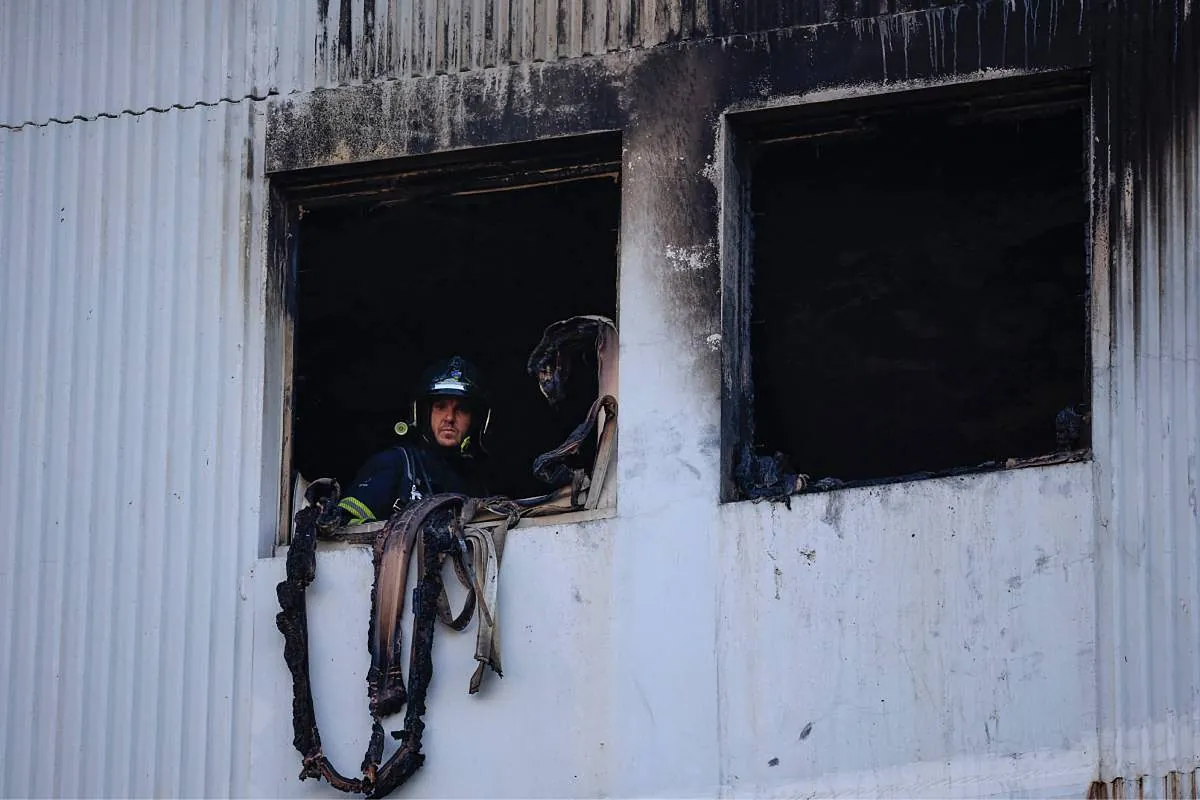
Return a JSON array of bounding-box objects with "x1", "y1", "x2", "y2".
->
[
  {"x1": 268, "y1": 0, "x2": 1195, "y2": 485},
  {"x1": 1088, "y1": 0, "x2": 1199, "y2": 789},
  {"x1": 275, "y1": 1, "x2": 1089, "y2": 171},
  {"x1": 264, "y1": 0, "x2": 1199, "y2": 790},
  {"x1": 310, "y1": 0, "x2": 1021, "y2": 79},
  {"x1": 1093, "y1": 1, "x2": 1199, "y2": 341},
  {"x1": 268, "y1": 0, "x2": 1095, "y2": 499}
]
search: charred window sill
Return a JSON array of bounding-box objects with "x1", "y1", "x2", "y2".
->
[
  {"x1": 790, "y1": 448, "x2": 1092, "y2": 498},
  {"x1": 304, "y1": 505, "x2": 618, "y2": 550}
]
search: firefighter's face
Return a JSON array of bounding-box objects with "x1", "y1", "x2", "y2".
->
[{"x1": 429, "y1": 396, "x2": 472, "y2": 448}]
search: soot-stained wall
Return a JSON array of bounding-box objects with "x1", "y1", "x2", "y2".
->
[
  {"x1": 307, "y1": 0, "x2": 1061, "y2": 84},
  {"x1": 269, "y1": 0, "x2": 1092, "y2": 507},
  {"x1": 266, "y1": 1, "x2": 1196, "y2": 510},
  {"x1": 258, "y1": 0, "x2": 1200, "y2": 794}
]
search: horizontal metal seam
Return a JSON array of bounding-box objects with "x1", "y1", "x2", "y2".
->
[{"x1": 0, "y1": 90, "x2": 279, "y2": 132}]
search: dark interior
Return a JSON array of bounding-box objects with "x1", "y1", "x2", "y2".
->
[
  {"x1": 292, "y1": 174, "x2": 620, "y2": 499},
  {"x1": 748, "y1": 104, "x2": 1088, "y2": 486}
]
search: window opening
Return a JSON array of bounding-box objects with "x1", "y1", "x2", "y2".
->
[
  {"x1": 281, "y1": 136, "x2": 621, "y2": 536},
  {"x1": 730, "y1": 81, "x2": 1090, "y2": 499}
]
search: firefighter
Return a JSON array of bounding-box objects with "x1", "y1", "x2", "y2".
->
[{"x1": 336, "y1": 356, "x2": 492, "y2": 524}]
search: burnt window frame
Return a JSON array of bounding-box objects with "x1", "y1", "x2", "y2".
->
[
  {"x1": 718, "y1": 73, "x2": 1094, "y2": 503},
  {"x1": 265, "y1": 133, "x2": 624, "y2": 546}
]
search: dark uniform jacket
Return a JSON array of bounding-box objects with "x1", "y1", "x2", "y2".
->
[{"x1": 338, "y1": 440, "x2": 489, "y2": 522}]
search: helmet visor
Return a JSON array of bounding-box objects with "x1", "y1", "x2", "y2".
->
[{"x1": 428, "y1": 377, "x2": 470, "y2": 396}]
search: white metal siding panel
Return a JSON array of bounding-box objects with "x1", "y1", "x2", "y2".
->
[
  {"x1": 0, "y1": 0, "x2": 274, "y2": 129},
  {"x1": 715, "y1": 466, "x2": 1098, "y2": 797},
  {"x1": 0, "y1": 100, "x2": 268, "y2": 797},
  {"x1": 1095, "y1": 2, "x2": 1200, "y2": 784}
]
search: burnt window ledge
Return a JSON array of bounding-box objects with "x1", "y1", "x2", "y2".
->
[{"x1": 795, "y1": 448, "x2": 1091, "y2": 496}]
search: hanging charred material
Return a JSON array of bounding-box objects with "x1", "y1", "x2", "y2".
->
[
  {"x1": 527, "y1": 315, "x2": 619, "y2": 501},
  {"x1": 365, "y1": 495, "x2": 462, "y2": 797},
  {"x1": 733, "y1": 444, "x2": 809, "y2": 508},
  {"x1": 532, "y1": 395, "x2": 618, "y2": 491},
  {"x1": 276, "y1": 480, "x2": 368, "y2": 794},
  {"x1": 276, "y1": 484, "x2": 518, "y2": 798},
  {"x1": 527, "y1": 314, "x2": 616, "y2": 407},
  {"x1": 369, "y1": 496, "x2": 467, "y2": 720}
]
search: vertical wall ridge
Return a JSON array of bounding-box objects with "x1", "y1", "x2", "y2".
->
[
  {"x1": 103, "y1": 28, "x2": 140, "y2": 790},
  {"x1": 123, "y1": 106, "x2": 162, "y2": 798},
  {"x1": 43, "y1": 95, "x2": 85, "y2": 800},
  {"x1": 0, "y1": 112, "x2": 32, "y2": 800},
  {"x1": 0, "y1": 115, "x2": 18, "y2": 799},
  {"x1": 172, "y1": 101, "x2": 206, "y2": 799},
  {"x1": 150, "y1": 108, "x2": 187, "y2": 798},
  {"x1": 83, "y1": 111, "x2": 125, "y2": 797},
  {"x1": 225, "y1": 99, "x2": 269, "y2": 798},
  {"x1": 59, "y1": 113, "x2": 104, "y2": 799},
  {"x1": 18, "y1": 114, "x2": 58, "y2": 798}
]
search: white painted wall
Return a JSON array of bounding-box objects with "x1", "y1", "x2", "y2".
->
[
  {"x1": 716, "y1": 466, "x2": 1096, "y2": 797},
  {"x1": 249, "y1": 464, "x2": 1096, "y2": 798}
]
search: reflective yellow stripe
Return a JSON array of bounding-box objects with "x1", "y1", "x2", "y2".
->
[{"x1": 338, "y1": 496, "x2": 375, "y2": 522}]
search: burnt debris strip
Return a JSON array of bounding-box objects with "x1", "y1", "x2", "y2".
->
[
  {"x1": 277, "y1": 486, "x2": 519, "y2": 798},
  {"x1": 527, "y1": 315, "x2": 619, "y2": 495}
]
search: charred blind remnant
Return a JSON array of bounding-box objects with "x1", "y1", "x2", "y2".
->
[
  {"x1": 738, "y1": 81, "x2": 1090, "y2": 495},
  {"x1": 277, "y1": 483, "x2": 521, "y2": 798},
  {"x1": 289, "y1": 136, "x2": 620, "y2": 506},
  {"x1": 527, "y1": 316, "x2": 618, "y2": 499}
]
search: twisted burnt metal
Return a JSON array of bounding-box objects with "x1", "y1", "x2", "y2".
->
[{"x1": 276, "y1": 485, "x2": 516, "y2": 798}]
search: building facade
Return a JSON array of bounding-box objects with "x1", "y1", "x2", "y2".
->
[{"x1": 1, "y1": 1, "x2": 1198, "y2": 797}]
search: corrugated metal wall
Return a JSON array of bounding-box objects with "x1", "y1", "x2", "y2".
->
[
  {"x1": 0, "y1": 101, "x2": 269, "y2": 796},
  {"x1": 293, "y1": 0, "x2": 966, "y2": 86},
  {"x1": 0, "y1": 1, "x2": 275, "y2": 128},
  {"x1": 1, "y1": 0, "x2": 963, "y2": 128},
  {"x1": 1094, "y1": 0, "x2": 1200, "y2": 786}
]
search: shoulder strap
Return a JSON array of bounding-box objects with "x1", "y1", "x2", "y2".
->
[{"x1": 393, "y1": 446, "x2": 434, "y2": 512}]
